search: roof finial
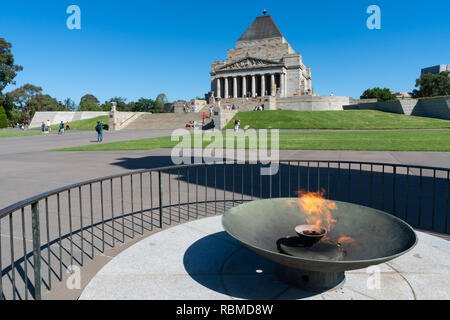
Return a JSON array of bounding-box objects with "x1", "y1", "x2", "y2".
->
[{"x1": 263, "y1": 9, "x2": 267, "y2": 16}]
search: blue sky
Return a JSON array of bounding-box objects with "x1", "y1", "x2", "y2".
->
[{"x1": 1, "y1": 0, "x2": 449, "y2": 104}]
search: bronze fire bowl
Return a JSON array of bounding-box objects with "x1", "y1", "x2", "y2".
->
[{"x1": 222, "y1": 198, "x2": 417, "y2": 274}]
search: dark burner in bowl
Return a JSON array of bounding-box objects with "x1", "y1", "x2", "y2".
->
[{"x1": 277, "y1": 237, "x2": 345, "y2": 261}]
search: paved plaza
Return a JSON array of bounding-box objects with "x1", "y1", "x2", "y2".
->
[{"x1": 1, "y1": 130, "x2": 450, "y2": 209}]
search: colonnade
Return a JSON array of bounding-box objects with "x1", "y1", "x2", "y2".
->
[{"x1": 215, "y1": 73, "x2": 285, "y2": 99}]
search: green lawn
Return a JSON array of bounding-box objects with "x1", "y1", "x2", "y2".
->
[
  {"x1": 32, "y1": 116, "x2": 109, "y2": 131},
  {"x1": 0, "y1": 131, "x2": 44, "y2": 138},
  {"x1": 53, "y1": 130, "x2": 450, "y2": 152},
  {"x1": 224, "y1": 110, "x2": 450, "y2": 130}
]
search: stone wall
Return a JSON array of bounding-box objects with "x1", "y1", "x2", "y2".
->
[
  {"x1": 344, "y1": 98, "x2": 450, "y2": 120},
  {"x1": 212, "y1": 110, "x2": 238, "y2": 130},
  {"x1": 29, "y1": 111, "x2": 109, "y2": 128},
  {"x1": 227, "y1": 38, "x2": 294, "y2": 62},
  {"x1": 411, "y1": 98, "x2": 450, "y2": 120},
  {"x1": 277, "y1": 96, "x2": 351, "y2": 111}
]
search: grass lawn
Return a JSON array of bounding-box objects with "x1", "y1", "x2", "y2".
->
[
  {"x1": 0, "y1": 131, "x2": 46, "y2": 138},
  {"x1": 32, "y1": 115, "x2": 109, "y2": 131},
  {"x1": 224, "y1": 110, "x2": 450, "y2": 130},
  {"x1": 53, "y1": 130, "x2": 450, "y2": 152}
]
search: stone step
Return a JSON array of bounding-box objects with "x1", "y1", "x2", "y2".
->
[
  {"x1": 217, "y1": 97, "x2": 271, "y2": 111},
  {"x1": 124, "y1": 113, "x2": 207, "y2": 130}
]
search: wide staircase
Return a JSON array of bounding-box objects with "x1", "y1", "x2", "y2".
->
[
  {"x1": 219, "y1": 97, "x2": 271, "y2": 111},
  {"x1": 124, "y1": 112, "x2": 208, "y2": 130}
]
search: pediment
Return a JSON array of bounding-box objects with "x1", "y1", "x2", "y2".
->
[{"x1": 216, "y1": 57, "x2": 283, "y2": 71}]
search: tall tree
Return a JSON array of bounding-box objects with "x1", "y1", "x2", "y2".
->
[
  {"x1": 154, "y1": 93, "x2": 168, "y2": 113},
  {"x1": 0, "y1": 38, "x2": 23, "y2": 94},
  {"x1": 64, "y1": 98, "x2": 77, "y2": 111},
  {"x1": 360, "y1": 87, "x2": 398, "y2": 102},
  {"x1": 79, "y1": 94, "x2": 100, "y2": 111},
  {"x1": 0, "y1": 38, "x2": 23, "y2": 120},
  {"x1": 80, "y1": 94, "x2": 100, "y2": 106},
  {"x1": 412, "y1": 71, "x2": 450, "y2": 98}
]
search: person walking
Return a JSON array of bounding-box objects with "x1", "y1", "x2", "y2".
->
[
  {"x1": 234, "y1": 118, "x2": 240, "y2": 132},
  {"x1": 96, "y1": 121, "x2": 104, "y2": 143},
  {"x1": 58, "y1": 121, "x2": 65, "y2": 135},
  {"x1": 46, "y1": 120, "x2": 51, "y2": 132},
  {"x1": 66, "y1": 121, "x2": 70, "y2": 131}
]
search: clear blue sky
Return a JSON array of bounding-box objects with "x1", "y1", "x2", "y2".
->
[{"x1": 1, "y1": 0, "x2": 449, "y2": 104}]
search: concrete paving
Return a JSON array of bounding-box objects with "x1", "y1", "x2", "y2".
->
[
  {"x1": 79, "y1": 215, "x2": 450, "y2": 300},
  {"x1": 1, "y1": 130, "x2": 450, "y2": 209}
]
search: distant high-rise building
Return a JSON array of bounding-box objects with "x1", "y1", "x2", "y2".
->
[{"x1": 421, "y1": 65, "x2": 450, "y2": 75}]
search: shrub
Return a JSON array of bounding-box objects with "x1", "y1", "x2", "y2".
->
[{"x1": 0, "y1": 106, "x2": 8, "y2": 128}]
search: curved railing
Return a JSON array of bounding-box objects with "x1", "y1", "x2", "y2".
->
[{"x1": 0, "y1": 160, "x2": 449, "y2": 300}]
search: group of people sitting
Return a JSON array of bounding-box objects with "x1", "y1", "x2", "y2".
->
[
  {"x1": 186, "y1": 118, "x2": 215, "y2": 130},
  {"x1": 253, "y1": 105, "x2": 265, "y2": 111},
  {"x1": 223, "y1": 104, "x2": 238, "y2": 111}
]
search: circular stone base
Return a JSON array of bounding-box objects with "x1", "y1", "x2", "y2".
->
[
  {"x1": 80, "y1": 216, "x2": 450, "y2": 300},
  {"x1": 276, "y1": 264, "x2": 345, "y2": 291}
]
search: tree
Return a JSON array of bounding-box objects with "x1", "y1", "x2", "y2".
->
[
  {"x1": 100, "y1": 97, "x2": 128, "y2": 111},
  {"x1": 0, "y1": 38, "x2": 23, "y2": 122},
  {"x1": 154, "y1": 93, "x2": 168, "y2": 113},
  {"x1": 64, "y1": 98, "x2": 77, "y2": 111},
  {"x1": 7, "y1": 84, "x2": 43, "y2": 118},
  {"x1": 0, "y1": 106, "x2": 7, "y2": 128},
  {"x1": 360, "y1": 88, "x2": 398, "y2": 102},
  {"x1": 78, "y1": 102, "x2": 102, "y2": 111},
  {"x1": 134, "y1": 98, "x2": 155, "y2": 112},
  {"x1": 0, "y1": 38, "x2": 23, "y2": 93},
  {"x1": 80, "y1": 94, "x2": 100, "y2": 106},
  {"x1": 27, "y1": 94, "x2": 66, "y2": 117},
  {"x1": 412, "y1": 71, "x2": 450, "y2": 98},
  {"x1": 7, "y1": 109, "x2": 23, "y2": 123}
]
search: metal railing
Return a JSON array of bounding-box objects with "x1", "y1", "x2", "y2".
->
[{"x1": 0, "y1": 160, "x2": 449, "y2": 300}]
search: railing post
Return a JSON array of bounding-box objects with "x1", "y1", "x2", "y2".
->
[
  {"x1": 393, "y1": 166, "x2": 397, "y2": 216},
  {"x1": 31, "y1": 202, "x2": 42, "y2": 300},
  {"x1": 158, "y1": 171, "x2": 163, "y2": 228}
]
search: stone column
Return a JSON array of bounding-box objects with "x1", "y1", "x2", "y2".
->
[
  {"x1": 261, "y1": 74, "x2": 266, "y2": 97},
  {"x1": 233, "y1": 77, "x2": 237, "y2": 98},
  {"x1": 242, "y1": 76, "x2": 247, "y2": 97},
  {"x1": 251, "y1": 75, "x2": 256, "y2": 97},
  {"x1": 271, "y1": 74, "x2": 276, "y2": 96},
  {"x1": 216, "y1": 78, "x2": 221, "y2": 98},
  {"x1": 280, "y1": 73, "x2": 285, "y2": 97},
  {"x1": 224, "y1": 77, "x2": 229, "y2": 99}
]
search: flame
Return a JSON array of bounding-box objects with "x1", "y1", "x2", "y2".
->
[
  {"x1": 337, "y1": 235, "x2": 355, "y2": 245},
  {"x1": 287, "y1": 190, "x2": 338, "y2": 232}
]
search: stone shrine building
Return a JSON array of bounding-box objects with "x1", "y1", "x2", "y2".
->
[{"x1": 211, "y1": 14, "x2": 313, "y2": 99}]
